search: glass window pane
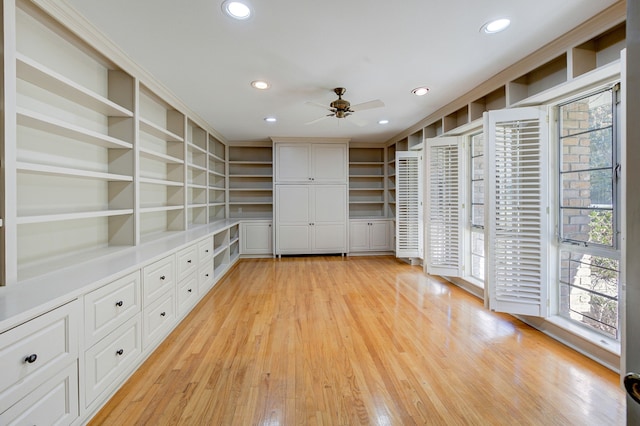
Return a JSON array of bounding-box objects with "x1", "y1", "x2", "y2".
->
[
  {"x1": 561, "y1": 169, "x2": 613, "y2": 207},
  {"x1": 471, "y1": 230, "x2": 484, "y2": 257},
  {"x1": 560, "y1": 91, "x2": 612, "y2": 137},
  {"x1": 472, "y1": 205, "x2": 484, "y2": 227},
  {"x1": 561, "y1": 128, "x2": 613, "y2": 172},
  {"x1": 471, "y1": 229, "x2": 485, "y2": 282},
  {"x1": 559, "y1": 251, "x2": 619, "y2": 338},
  {"x1": 472, "y1": 156, "x2": 484, "y2": 180},
  {"x1": 472, "y1": 134, "x2": 484, "y2": 157},
  {"x1": 561, "y1": 208, "x2": 613, "y2": 246},
  {"x1": 472, "y1": 180, "x2": 484, "y2": 204}
]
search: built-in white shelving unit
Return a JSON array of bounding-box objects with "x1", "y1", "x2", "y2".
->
[
  {"x1": 186, "y1": 119, "x2": 208, "y2": 227},
  {"x1": 14, "y1": 3, "x2": 136, "y2": 280},
  {"x1": 349, "y1": 146, "x2": 385, "y2": 218},
  {"x1": 138, "y1": 85, "x2": 186, "y2": 243},
  {"x1": 228, "y1": 143, "x2": 273, "y2": 219},
  {"x1": 208, "y1": 135, "x2": 227, "y2": 222}
]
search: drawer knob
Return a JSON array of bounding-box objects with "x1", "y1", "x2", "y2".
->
[
  {"x1": 115, "y1": 300, "x2": 124, "y2": 307},
  {"x1": 160, "y1": 275, "x2": 166, "y2": 280},
  {"x1": 188, "y1": 288, "x2": 192, "y2": 293},
  {"x1": 24, "y1": 353, "x2": 38, "y2": 364},
  {"x1": 206, "y1": 249, "x2": 209, "y2": 253},
  {"x1": 187, "y1": 260, "x2": 192, "y2": 263},
  {"x1": 160, "y1": 311, "x2": 166, "y2": 317},
  {"x1": 116, "y1": 349, "x2": 124, "y2": 356},
  {"x1": 205, "y1": 273, "x2": 209, "y2": 277}
]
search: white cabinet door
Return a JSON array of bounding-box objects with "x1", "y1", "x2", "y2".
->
[
  {"x1": 312, "y1": 185, "x2": 346, "y2": 252},
  {"x1": 275, "y1": 142, "x2": 347, "y2": 183},
  {"x1": 349, "y1": 221, "x2": 370, "y2": 252},
  {"x1": 349, "y1": 219, "x2": 392, "y2": 252},
  {"x1": 240, "y1": 221, "x2": 272, "y2": 255},
  {"x1": 276, "y1": 185, "x2": 311, "y2": 253},
  {"x1": 312, "y1": 143, "x2": 347, "y2": 183},
  {"x1": 275, "y1": 143, "x2": 310, "y2": 182},
  {"x1": 369, "y1": 220, "x2": 392, "y2": 250}
]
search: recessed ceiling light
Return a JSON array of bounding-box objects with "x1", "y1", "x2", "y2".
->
[
  {"x1": 411, "y1": 87, "x2": 429, "y2": 96},
  {"x1": 264, "y1": 117, "x2": 277, "y2": 122},
  {"x1": 378, "y1": 119, "x2": 389, "y2": 125},
  {"x1": 251, "y1": 80, "x2": 270, "y2": 90},
  {"x1": 222, "y1": 0, "x2": 251, "y2": 20},
  {"x1": 481, "y1": 18, "x2": 511, "y2": 34}
]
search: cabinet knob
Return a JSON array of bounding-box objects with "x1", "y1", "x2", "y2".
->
[
  {"x1": 188, "y1": 289, "x2": 192, "y2": 293},
  {"x1": 206, "y1": 249, "x2": 209, "y2": 253},
  {"x1": 116, "y1": 349, "x2": 124, "y2": 356},
  {"x1": 24, "y1": 353, "x2": 38, "y2": 364},
  {"x1": 115, "y1": 300, "x2": 124, "y2": 307},
  {"x1": 187, "y1": 259, "x2": 192, "y2": 263},
  {"x1": 160, "y1": 275, "x2": 166, "y2": 281},
  {"x1": 205, "y1": 273, "x2": 209, "y2": 277},
  {"x1": 160, "y1": 312, "x2": 166, "y2": 317}
]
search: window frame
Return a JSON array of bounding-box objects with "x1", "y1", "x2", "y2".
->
[
  {"x1": 554, "y1": 84, "x2": 622, "y2": 340},
  {"x1": 469, "y1": 132, "x2": 485, "y2": 285}
]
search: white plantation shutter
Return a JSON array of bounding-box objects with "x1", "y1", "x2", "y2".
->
[
  {"x1": 396, "y1": 151, "x2": 423, "y2": 258},
  {"x1": 485, "y1": 107, "x2": 549, "y2": 317},
  {"x1": 425, "y1": 137, "x2": 463, "y2": 276}
]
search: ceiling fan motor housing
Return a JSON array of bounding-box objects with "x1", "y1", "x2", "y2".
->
[{"x1": 330, "y1": 87, "x2": 352, "y2": 117}]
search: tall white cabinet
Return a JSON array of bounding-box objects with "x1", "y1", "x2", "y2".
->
[{"x1": 273, "y1": 139, "x2": 348, "y2": 256}]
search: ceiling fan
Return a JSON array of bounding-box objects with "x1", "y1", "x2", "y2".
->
[{"x1": 305, "y1": 87, "x2": 384, "y2": 125}]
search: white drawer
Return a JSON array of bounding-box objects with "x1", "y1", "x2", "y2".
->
[
  {"x1": 198, "y1": 259, "x2": 215, "y2": 295},
  {"x1": 0, "y1": 301, "x2": 78, "y2": 412},
  {"x1": 177, "y1": 244, "x2": 198, "y2": 282},
  {"x1": 177, "y1": 272, "x2": 198, "y2": 316},
  {"x1": 143, "y1": 255, "x2": 175, "y2": 304},
  {"x1": 84, "y1": 316, "x2": 141, "y2": 406},
  {"x1": 143, "y1": 290, "x2": 176, "y2": 349},
  {"x1": 84, "y1": 271, "x2": 141, "y2": 347},
  {"x1": 0, "y1": 361, "x2": 78, "y2": 426},
  {"x1": 198, "y1": 237, "x2": 213, "y2": 263}
]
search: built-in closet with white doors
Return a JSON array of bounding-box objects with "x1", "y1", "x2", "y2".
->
[{"x1": 273, "y1": 138, "x2": 349, "y2": 256}]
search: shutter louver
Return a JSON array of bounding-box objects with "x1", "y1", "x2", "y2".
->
[
  {"x1": 426, "y1": 137, "x2": 462, "y2": 277},
  {"x1": 486, "y1": 107, "x2": 549, "y2": 317},
  {"x1": 396, "y1": 151, "x2": 422, "y2": 258}
]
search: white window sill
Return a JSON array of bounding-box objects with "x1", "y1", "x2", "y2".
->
[{"x1": 544, "y1": 315, "x2": 621, "y2": 356}]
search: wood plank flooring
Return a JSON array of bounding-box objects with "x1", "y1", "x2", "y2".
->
[{"x1": 90, "y1": 256, "x2": 625, "y2": 425}]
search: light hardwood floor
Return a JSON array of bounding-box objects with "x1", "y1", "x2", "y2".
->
[{"x1": 90, "y1": 256, "x2": 625, "y2": 425}]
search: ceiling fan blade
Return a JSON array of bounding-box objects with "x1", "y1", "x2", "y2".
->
[
  {"x1": 345, "y1": 114, "x2": 367, "y2": 127},
  {"x1": 350, "y1": 99, "x2": 384, "y2": 111},
  {"x1": 305, "y1": 114, "x2": 333, "y2": 125},
  {"x1": 305, "y1": 101, "x2": 332, "y2": 111}
]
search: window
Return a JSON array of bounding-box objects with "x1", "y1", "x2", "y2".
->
[
  {"x1": 557, "y1": 87, "x2": 621, "y2": 339},
  {"x1": 470, "y1": 133, "x2": 485, "y2": 283}
]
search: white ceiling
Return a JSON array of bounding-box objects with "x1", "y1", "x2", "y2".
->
[{"x1": 65, "y1": 0, "x2": 620, "y2": 144}]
